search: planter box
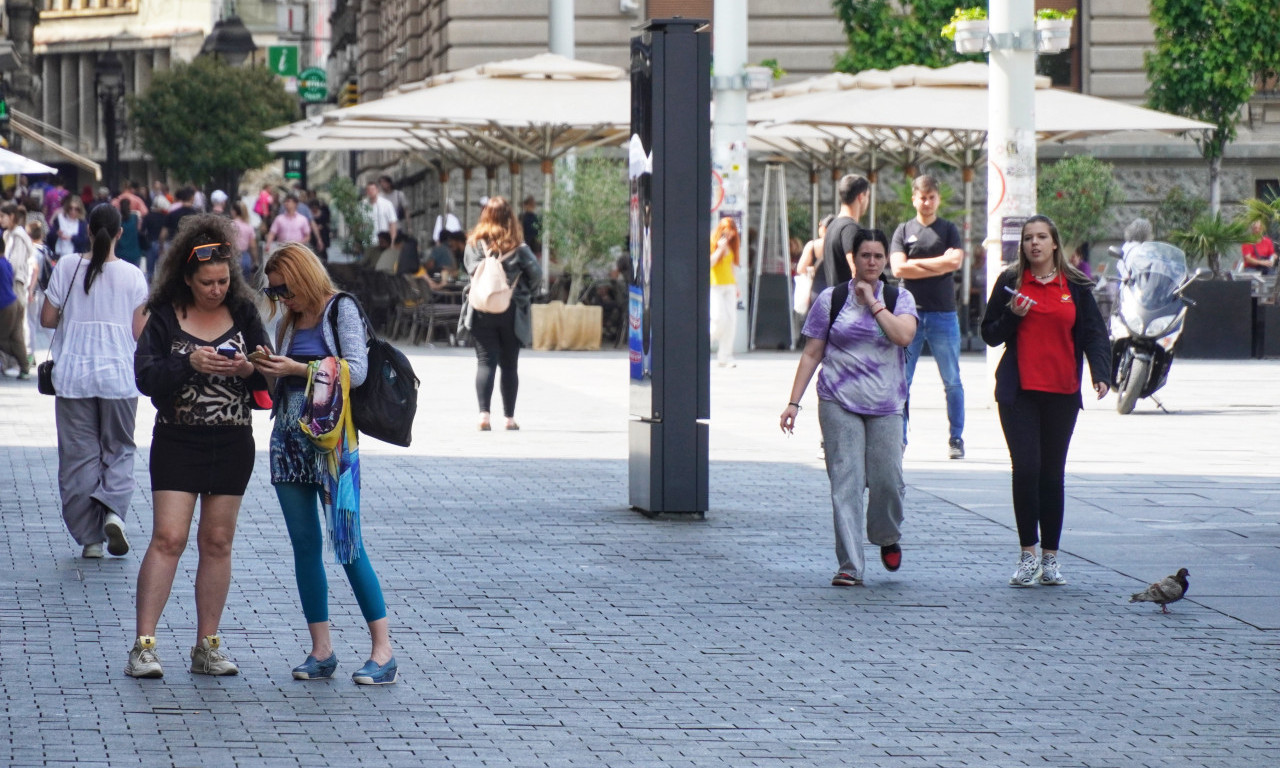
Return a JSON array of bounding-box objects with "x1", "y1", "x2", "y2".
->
[
  {"x1": 1256, "y1": 302, "x2": 1280, "y2": 358},
  {"x1": 1036, "y1": 18, "x2": 1073, "y2": 54},
  {"x1": 532, "y1": 301, "x2": 603, "y2": 351},
  {"x1": 953, "y1": 20, "x2": 988, "y2": 54},
  {"x1": 1178, "y1": 279, "x2": 1253, "y2": 359}
]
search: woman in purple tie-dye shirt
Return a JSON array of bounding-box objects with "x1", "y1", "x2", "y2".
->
[{"x1": 780, "y1": 228, "x2": 918, "y2": 588}]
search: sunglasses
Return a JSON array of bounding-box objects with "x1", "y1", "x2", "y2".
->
[
  {"x1": 264, "y1": 283, "x2": 295, "y2": 302},
  {"x1": 187, "y1": 242, "x2": 230, "y2": 263}
]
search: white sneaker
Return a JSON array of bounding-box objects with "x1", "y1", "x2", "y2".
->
[
  {"x1": 104, "y1": 512, "x2": 129, "y2": 557},
  {"x1": 125, "y1": 636, "x2": 164, "y2": 678},
  {"x1": 1009, "y1": 551, "x2": 1041, "y2": 587},
  {"x1": 190, "y1": 635, "x2": 239, "y2": 676},
  {"x1": 1038, "y1": 553, "x2": 1067, "y2": 586},
  {"x1": 82, "y1": 543, "x2": 104, "y2": 559}
]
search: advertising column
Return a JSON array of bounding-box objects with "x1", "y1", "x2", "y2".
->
[{"x1": 627, "y1": 19, "x2": 711, "y2": 516}]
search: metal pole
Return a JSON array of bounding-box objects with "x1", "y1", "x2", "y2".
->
[
  {"x1": 462, "y1": 167, "x2": 472, "y2": 233},
  {"x1": 961, "y1": 155, "x2": 974, "y2": 342},
  {"x1": 549, "y1": 0, "x2": 575, "y2": 57},
  {"x1": 985, "y1": 0, "x2": 1038, "y2": 383},
  {"x1": 712, "y1": 0, "x2": 749, "y2": 357}
]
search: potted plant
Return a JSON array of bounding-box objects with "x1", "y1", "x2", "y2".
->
[
  {"x1": 326, "y1": 176, "x2": 372, "y2": 258},
  {"x1": 942, "y1": 7, "x2": 988, "y2": 55},
  {"x1": 541, "y1": 154, "x2": 629, "y2": 350},
  {"x1": 1035, "y1": 9, "x2": 1076, "y2": 54},
  {"x1": 1170, "y1": 213, "x2": 1254, "y2": 359}
]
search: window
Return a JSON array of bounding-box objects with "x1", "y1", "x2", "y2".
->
[{"x1": 41, "y1": 0, "x2": 139, "y2": 20}]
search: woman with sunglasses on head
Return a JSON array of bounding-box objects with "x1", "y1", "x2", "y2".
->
[
  {"x1": 41, "y1": 204, "x2": 148, "y2": 560},
  {"x1": 981, "y1": 214, "x2": 1110, "y2": 588},
  {"x1": 128, "y1": 215, "x2": 271, "y2": 679},
  {"x1": 252, "y1": 243, "x2": 397, "y2": 685},
  {"x1": 45, "y1": 194, "x2": 89, "y2": 260},
  {"x1": 461, "y1": 196, "x2": 542, "y2": 431}
]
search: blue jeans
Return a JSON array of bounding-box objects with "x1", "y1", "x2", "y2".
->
[{"x1": 904, "y1": 311, "x2": 965, "y2": 443}]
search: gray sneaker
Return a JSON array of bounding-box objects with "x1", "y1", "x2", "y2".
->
[
  {"x1": 1009, "y1": 551, "x2": 1041, "y2": 587},
  {"x1": 104, "y1": 512, "x2": 129, "y2": 557},
  {"x1": 190, "y1": 635, "x2": 239, "y2": 676},
  {"x1": 125, "y1": 636, "x2": 164, "y2": 678},
  {"x1": 82, "y1": 543, "x2": 104, "y2": 559},
  {"x1": 1038, "y1": 553, "x2": 1067, "y2": 586},
  {"x1": 948, "y1": 438, "x2": 965, "y2": 459}
]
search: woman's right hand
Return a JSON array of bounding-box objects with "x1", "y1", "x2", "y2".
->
[
  {"x1": 190, "y1": 346, "x2": 240, "y2": 377},
  {"x1": 1008, "y1": 291, "x2": 1033, "y2": 317},
  {"x1": 780, "y1": 404, "x2": 799, "y2": 434}
]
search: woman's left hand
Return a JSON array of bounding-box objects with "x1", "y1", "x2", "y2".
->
[
  {"x1": 1094, "y1": 381, "x2": 1110, "y2": 399},
  {"x1": 852, "y1": 280, "x2": 877, "y2": 307}
]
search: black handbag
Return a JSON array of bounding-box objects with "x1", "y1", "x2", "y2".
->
[
  {"x1": 37, "y1": 258, "x2": 85, "y2": 397},
  {"x1": 327, "y1": 293, "x2": 419, "y2": 447}
]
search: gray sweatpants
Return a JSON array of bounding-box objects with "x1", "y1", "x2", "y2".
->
[
  {"x1": 55, "y1": 397, "x2": 138, "y2": 545},
  {"x1": 818, "y1": 399, "x2": 905, "y2": 578}
]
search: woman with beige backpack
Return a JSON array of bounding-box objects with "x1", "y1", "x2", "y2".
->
[{"x1": 460, "y1": 196, "x2": 543, "y2": 431}]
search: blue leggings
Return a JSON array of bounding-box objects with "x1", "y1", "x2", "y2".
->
[{"x1": 274, "y1": 482, "x2": 387, "y2": 624}]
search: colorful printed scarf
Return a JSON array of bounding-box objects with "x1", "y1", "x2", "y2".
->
[{"x1": 299, "y1": 357, "x2": 362, "y2": 563}]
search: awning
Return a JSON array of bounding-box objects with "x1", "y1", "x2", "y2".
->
[{"x1": 11, "y1": 112, "x2": 102, "y2": 179}]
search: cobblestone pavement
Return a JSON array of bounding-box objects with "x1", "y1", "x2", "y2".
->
[{"x1": 1, "y1": 346, "x2": 1278, "y2": 767}]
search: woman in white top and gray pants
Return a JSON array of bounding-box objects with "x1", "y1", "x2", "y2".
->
[{"x1": 41, "y1": 204, "x2": 149, "y2": 559}]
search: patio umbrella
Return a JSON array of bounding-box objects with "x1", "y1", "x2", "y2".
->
[{"x1": 0, "y1": 146, "x2": 56, "y2": 176}]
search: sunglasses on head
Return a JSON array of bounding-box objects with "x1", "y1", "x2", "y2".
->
[
  {"x1": 187, "y1": 242, "x2": 230, "y2": 263},
  {"x1": 264, "y1": 283, "x2": 295, "y2": 301}
]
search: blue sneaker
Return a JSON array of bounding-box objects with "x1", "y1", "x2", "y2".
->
[
  {"x1": 352, "y1": 657, "x2": 398, "y2": 685},
  {"x1": 292, "y1": 652, "x2": 338, "y2": 680}
]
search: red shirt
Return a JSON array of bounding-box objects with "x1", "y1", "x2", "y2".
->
[
  {"x1": 1015, "y1": 270, "x2": 1078, "y2": 394},
  {"x1": 1243, "y1": 236, "x2": 1275, "y2": 267}
]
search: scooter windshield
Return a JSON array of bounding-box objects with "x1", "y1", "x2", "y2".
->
[{"x1": 1122, "y1": 242, "x2": 1188, "y2": 310}]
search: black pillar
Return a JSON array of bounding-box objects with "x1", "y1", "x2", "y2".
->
[
  {"x1": 627, "y1": 18, "x2": 711, "y2": 517},
  {"x1": 102, "y1": 96, "x2": 119, "y2": 194}
]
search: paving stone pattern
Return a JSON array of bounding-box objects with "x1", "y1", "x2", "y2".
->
[{"x1": 1, "y1": 350, "x2": 1278, "y2": 767}]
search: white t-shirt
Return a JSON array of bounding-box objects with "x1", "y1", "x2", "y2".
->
[
  {"x1": 433, "y1": 213, "x2": 461, "y2": 242},
  {"x1": 361, "y1": 194, "x2": 398, "y2": 244},
  {"x1": 45, "y1": 255, "x2": 148, "y2": 399}
]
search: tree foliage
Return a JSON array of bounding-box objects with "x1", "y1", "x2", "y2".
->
[
  {"x1": 831, "y1": 0, "x2": 979, "y2": 73},
  {"x1": 1145, "y1": 0, "x2": 1279, "y2": 162},
  {"x1": 1171, "y1": 213, "x2": 1251, "y2": 276},
  {"x1": 544, "y1": 156, "x2": 629, "y2": 305},
  {"x1": 1145, "y1": 186, "x2": 1208, "y2": 241},
  {"x1": 128, "y1": 57, "x2": 297, "y2": 190},
  {"x1": 326, "y1": 175, "x2": 372, "y2": 256},
  {"x1": 1036, "y1": 156, "x2": 1125, "y2": 256}
]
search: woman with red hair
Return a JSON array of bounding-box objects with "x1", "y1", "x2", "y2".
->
[{"x1": 709, "y1": 216, "x2": 740, "y2": 367}]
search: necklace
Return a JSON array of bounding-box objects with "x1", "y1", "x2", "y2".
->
[{"x1": 1033, "y1": 267, "x2": 1058, "y2": 283}]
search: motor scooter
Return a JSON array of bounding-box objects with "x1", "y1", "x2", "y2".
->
[{"x1": 1108, "y1": 241, "x2": 1197, "y2": 414}]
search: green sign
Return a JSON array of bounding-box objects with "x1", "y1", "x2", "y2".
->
[
  {"x1": 298, "y1": 67, "x2": 328, "y2": 103},
  {"x1": 267, "y1": 45, "x2": 299, "y2": 78}
]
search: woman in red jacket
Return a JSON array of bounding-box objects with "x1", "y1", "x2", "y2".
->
[{"x1": 981, "y1": 215, "x2": 1110, "y2": 589}]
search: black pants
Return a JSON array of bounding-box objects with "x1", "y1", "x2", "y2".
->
[
  {"x1": 471, "y1": 307, "x2": 520, "y2": 417},
  {"x1": 997, "y1": 390, "x2": 1080, "y2": 551}
]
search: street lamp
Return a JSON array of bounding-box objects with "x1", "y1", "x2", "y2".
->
[
  {"x1": 199, "y1": 16, "x2": 258, "y2": 67},
  {"x1": 95, "y1": 51, "x2": 124, "y2": 194}
]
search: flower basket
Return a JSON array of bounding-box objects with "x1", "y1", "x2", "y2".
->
[
  {"x1": 1036, "y1": 18, "x2": 1073, "y2": 54},
  {"x1": 953, "y1": 19, "x2": 989, "y2": 54}
]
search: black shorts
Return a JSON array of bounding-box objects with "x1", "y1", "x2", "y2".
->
[{"x1": 150, "y1": 423, "x2": 255, "y2": 496}]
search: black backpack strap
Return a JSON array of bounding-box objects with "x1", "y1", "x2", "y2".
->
[
  {"x1": 325, "y1": 291, "x2": 375, "y2": 360},
  {"x1": 827, "y1": 281, "x2": 849, "y2": 335}
]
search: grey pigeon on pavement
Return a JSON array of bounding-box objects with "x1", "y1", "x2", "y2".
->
[{"x1": 1129, "y1": 568, "x2": 1189, "y2": 613}]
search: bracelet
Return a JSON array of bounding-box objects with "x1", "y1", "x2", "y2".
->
[
  {"x1": 787, "y1": 402, "x2": 802, "y2": 410},
  {"x1": 873, "y1": 306, "x2": 888, "y2": 317}
]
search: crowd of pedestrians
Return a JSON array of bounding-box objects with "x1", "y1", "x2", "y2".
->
[{"x1": 3, "y1": 160, "x2": 1119, "y2": 685}]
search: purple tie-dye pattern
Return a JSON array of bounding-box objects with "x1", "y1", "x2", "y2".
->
[{"x1": 801, "y1": 281, "x2": 918, "y2": 416}]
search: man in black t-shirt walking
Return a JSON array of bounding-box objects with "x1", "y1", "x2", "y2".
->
[
  {"x1": 816, "y1": 174, "x2": 871, "y2": 296},
  {"x1": 890, "y1": 175, "x2": 966, "y2": 458}
]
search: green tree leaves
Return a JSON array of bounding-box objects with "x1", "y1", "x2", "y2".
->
[
  {"x1": 1036, "y1": 156, "x2": 1125, "y2": 256},
  {"x1": 544, "y1": 156, "x2": 628, "y2": 305},
  {"x1": 832, "y1": 0, "x2": 980, "y2": 73},
  {"x1": 128, "y1": 57, "x2": 298, "y2": 189}
]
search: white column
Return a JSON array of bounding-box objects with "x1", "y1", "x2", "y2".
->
[
  {"x1": 713, "y1": 0, "x2": 750, "y2": 355},
  {"x1": 985, "y1": 0, "x2": 1037, "y2": 381},
  {"x1": 549, "y1": 0, "x2": 574, "y2": 57}
]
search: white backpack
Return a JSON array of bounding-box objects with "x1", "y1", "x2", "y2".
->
[{"x1": 469, "y1": 242, "x2": 519, "y2": 314}]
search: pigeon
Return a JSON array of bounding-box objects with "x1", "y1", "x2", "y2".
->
[{"x1": 1129, "y1": 568, "x2": 1189, "y2": 613}]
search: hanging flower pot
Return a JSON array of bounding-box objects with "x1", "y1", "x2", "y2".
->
[
  {"x1": 953, "y1": 20, "x2": 989, "y2": 54},
  {"x1": 1036, "y1": 17, "x2": 1074, "y2": 54}
]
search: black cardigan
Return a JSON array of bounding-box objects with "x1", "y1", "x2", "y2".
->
[
  {"x1": 134, "y1": 300, "x2": 272, "y2": 420},
  {"x1": 980, "y1": 268, "x2": 1111, "y2": 408}
]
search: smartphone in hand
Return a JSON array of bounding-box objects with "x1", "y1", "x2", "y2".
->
[
  {"x1": 247, "y1": 349, "x2": 271, "y2": 363},
  {"x1": 216, "y1": 345, "x2": 238, "y2": 359}
]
